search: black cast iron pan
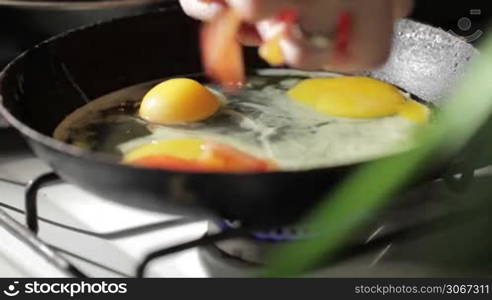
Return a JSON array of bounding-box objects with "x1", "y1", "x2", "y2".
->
[{"x1": 0, "y1": 6, "x2": 479, "y2": 227}]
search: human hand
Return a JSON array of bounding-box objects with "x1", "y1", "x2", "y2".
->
[{"x1": 180, "y1": 0, "x2": 413, "y2": 72}]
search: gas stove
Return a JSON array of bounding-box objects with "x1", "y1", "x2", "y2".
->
[
  {"x1": 1, "y1": 126, "x2": 489, "y2": 277},
  {"x1": 1, "y1": 6, "x2": 491, "y2": 276}
]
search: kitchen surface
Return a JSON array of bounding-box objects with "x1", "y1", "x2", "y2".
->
[{"x1": 1, "y1": 0, "x2": 492, "y2": 279}]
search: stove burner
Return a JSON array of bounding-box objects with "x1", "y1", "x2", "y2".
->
[
  {"x1": 209, "y1": 221, "x2": 313, "y2": 265},
  {"x1": 219, "y1": 220, "x2": 310, "y2": 242}
]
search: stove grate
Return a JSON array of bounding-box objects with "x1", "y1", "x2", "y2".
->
[{"x1": 23, "y1": 168, "x2": 477, "y2": 278}]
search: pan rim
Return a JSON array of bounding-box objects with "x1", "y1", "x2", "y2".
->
[{"x1": 0, "y1": 11, "x2": 476, "y2": 177}]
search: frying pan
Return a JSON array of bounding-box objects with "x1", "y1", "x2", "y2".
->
[{"x1": 0, "y1": 5, "x2": 479, "y2": 227}]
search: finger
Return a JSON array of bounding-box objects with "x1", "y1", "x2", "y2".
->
[
  {"x1": 338, "y1": 0, "x2": 394, "y2": 72},
  {"x1": 276, "y1": 0, "x2": 344, "y2": 70},
  {"x1": 237, "y1": 23, "x2": 263, "y2": 46},
  {"x1": 392, "y1": 0, "x2": 414, "y2": 20},
  {"x1": 179, "y1": 0, "x2": 225, "y2": 21},
  {"x1": 280, "y1": 24, "x2": 333, "y2": 70},
  {"x1": 226, "y1": 0, "x2": 295, "y2": 21},
  {"x1": 297, "y1": 0, "x2": 343, "y2": 36}
]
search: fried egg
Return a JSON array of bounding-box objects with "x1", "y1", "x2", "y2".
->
[
  {"x1": 54, "y1": 69, "x2": 430, "y2": 171},
  {"x1": 287, "y1": 76, "x2": 430, "y2": 123}
]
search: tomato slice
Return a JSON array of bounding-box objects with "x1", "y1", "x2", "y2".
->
[
  {"x1": 201, "y1": 9, "x2": 245, "y2": 91},
  {"x1": 201, "y1": 141, "x2": 277, "y2": 172},
  {"x1": 129, "y1": 142, "x2": 276, "y2": 173}
]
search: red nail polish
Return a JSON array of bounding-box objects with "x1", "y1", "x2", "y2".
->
[
  {"x1": 333, "y1": 12, "x2": 353, "y2": 65},
  {"x1": 275, "y1": 8, "x2": 299, "y2": 25}
]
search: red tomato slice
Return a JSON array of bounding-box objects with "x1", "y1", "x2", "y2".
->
[
  {"x1": 130, "y1": 142, "x2": 276, "y2": 173},
  {"x1": 201, "y1": 141, "x2": 277, "y2": 172},
  {"x1": 201, "y1": 9, "x2": 245, "y2": 91}
]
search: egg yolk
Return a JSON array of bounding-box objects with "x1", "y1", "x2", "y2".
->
[
  {"x1": 124, "y1": 138, "x2": 276, "y2": 172},
  {"x1": 259, "y1": 36, "x2": 285, "y2": 66},
  {"x1": 287, "y1": 76, "x2": 430, "y2": 123},
  {"x1": 139, "y1": 78, "x2": 220, "y2": 124},
  {"x1": 398, "y1": 99, "x2": 431, "y2": 124},
  {"x1": 123, "y1": 138, "x2": 204, "y2": 162}
]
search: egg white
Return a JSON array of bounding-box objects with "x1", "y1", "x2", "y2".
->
[{"x1": 55, "y1": 69, "x2": 422, "y2": 170}]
